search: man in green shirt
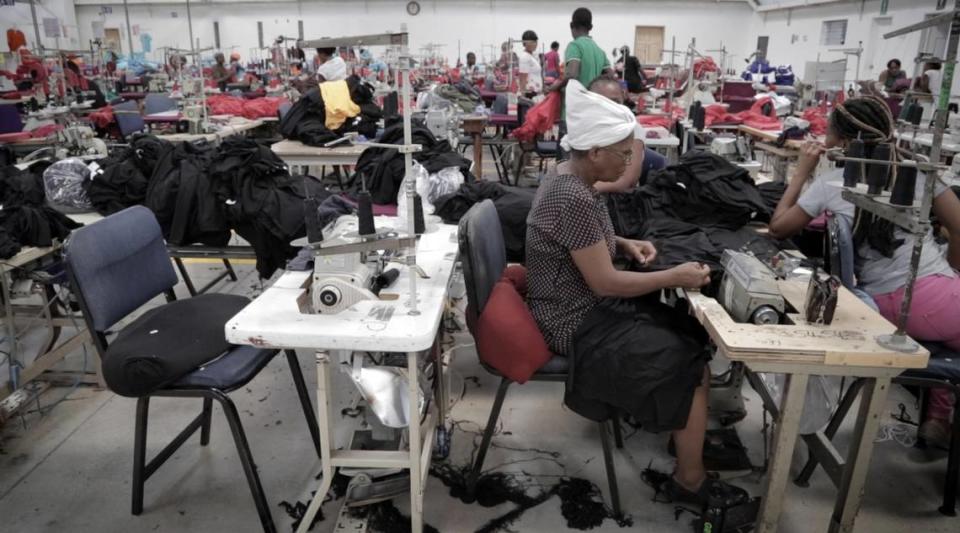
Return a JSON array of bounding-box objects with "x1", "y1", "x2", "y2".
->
[{"x1": 547, "y1": 7, "x2": 612, "y2": 93}]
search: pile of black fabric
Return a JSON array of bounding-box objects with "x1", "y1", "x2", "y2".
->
[
  {"x1": 279, "y1": 76, "x2": 382, "y2": 146},
  {"x1": 0, "y1": 162, "x2": 82, "y2": 259},
  {"x1": 85, "y1": 135, "x2": 172, "y2": 216},
  {"x1": 209, "y1": 137, "x2": 330, "y2": 278},
  {"x1": 433, "y1": 181, "x2": 535, "y2": 263},
  {"x1": 608, "y1": 151, "x2": 785, "y2": 278},
  {"x1": 353, "y1": 118, "x2": 474, "y2": 205}
]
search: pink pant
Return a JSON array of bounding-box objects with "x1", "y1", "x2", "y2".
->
[{"x1": 873, "y1": 274, "x2": 960, "y2": 422}]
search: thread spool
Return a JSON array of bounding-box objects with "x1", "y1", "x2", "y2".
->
[
  {"x1": 866, "y1": 143, "x2": 891, "y2": 196},
  {"x1": 303, "y1": 197, "x2": 323, "y2": 243},
  {"x1": 890, "y1": 163, "x2": 917, "y2": 206},
  {"x1": 413, "y1": 193, "x2": 426, "y2": 234},
  {"x1": 693, "y1": 105, "x2": 707, "y2": 131},
  {"x1": 357, "y1": 191, "x2": 376, "y2": 236},
  {"x1": 842, "y1": 139, "x2": 865, "y2": 187}
]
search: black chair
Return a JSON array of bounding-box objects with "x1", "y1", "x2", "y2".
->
[
  {"x1": 64, "y1": 206, "x2": 322, "y2": 532},
  {"x1": 794, "y1": 213, "x2": 960, "y2": 516},
  {"x1": 457, "y1": 200, "x2": 624, "y2": 515}
]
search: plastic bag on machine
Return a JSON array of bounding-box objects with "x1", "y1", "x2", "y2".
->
[
  {"x1": 757, "y1": 372, "x2": 843, "y2": 435},
  {"x1": 397, "y1": 161, "x2": 430, "y2": 220},
  {"x1": 42, "y1": 158, "x2": 94, "y2": 213},
  {"x1": 420, "y1": 167, "x2": 464, "y2": 208}
]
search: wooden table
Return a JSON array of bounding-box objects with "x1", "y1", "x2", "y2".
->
[
  {"x1": 738, "y1": 125, "x2": 813, "y2": 182},
  {"x1": 155, "y1": 118, "x2": 265, "y2": 144},
  {"x1": 461, "y1": 115, "x2": 488, "y2": 178},
  {"x1": 686, "y1": 281, "x2": 929, "y2": 533}
]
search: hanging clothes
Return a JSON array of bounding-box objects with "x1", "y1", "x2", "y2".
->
[{"x1": 319, "y1": 80, "x2": 361, "y2": 130}]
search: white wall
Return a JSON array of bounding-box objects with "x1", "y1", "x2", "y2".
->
[
  {"x1": 71, "y1": 0, "x2": 755, "y2": 68},
  {"x1": 751, "y1": 0, "x2": 958, "y2": 95},
  {"x1": 2, "y1": 0, "x2": 81, "y2": 50}
]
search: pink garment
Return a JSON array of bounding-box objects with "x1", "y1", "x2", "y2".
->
[{"x1": 873, "y1": 274, "x2": 960, "y2": 421}]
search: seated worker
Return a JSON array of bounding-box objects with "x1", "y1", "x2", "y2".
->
[
  {"x1": 211, "y1": 52, "x2": 233, "y2": 92},
  {"x1": 768, "y1": 96, "x2": 960, "y2": 446},
  {"x1": 586, "y1": 77, "x2": 669, "y2": 193},
  {"x1": 463, "y1": 52, "x2": 480, "y2": 79},
  {"x1": 526, "y1": 78, "x2": 745, "y2": 504},
  {"x1": 315, "y1": 47, "x2": 347, "y2": 82},
  {"x1": 879, "y1": 58, "x2": 907, "y2": 94}
]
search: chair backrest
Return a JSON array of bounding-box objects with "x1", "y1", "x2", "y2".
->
[
  {"x1": 64, "y1": 206, "x2": 179, "y2": 335},
  {"x1": 492, "y1": 93, "x2": 508, "y2": 115},
  {"x1": 144, "y1": 93, "x2": 177, "y2": 115},
  {"x1": 826, "y1": 213, "x2": 856, "y2": 290},
  {"x1": 278, "y1": 101, "x2": 293, "y2": 121},
  {"x1": 458, "y1": 200, "x2": 507, "y2": 319},
  {"x1": 113, "y1": 100, "x2": 146, "y2": 139},
  {"x1": 0, "y1": 104, "x2": 23, "y2": 134}
]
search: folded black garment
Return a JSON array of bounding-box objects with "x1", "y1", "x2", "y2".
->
[
  {"x1": 102, "y1": 294, "x2": 249, "y2": 397},
  {"x1": 434, "y1": 181, "x2": 533, "y2": 262}
]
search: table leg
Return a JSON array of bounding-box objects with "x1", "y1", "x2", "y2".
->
[
  {"x1": 408, "y1": 350, "x2": 424, "y2": 533},
  {"x1": 828, "y1": 377, "x2": 890, "y2": 533},
  {"x1": 472, "y1": 133, "x2": 483, "y2": 179},
  {"x1": 295, "y1": 351, "x2": 335, "y2": 533},
  {"x1": 774, "y1": 156, "x2": 789, "y2": 183},
  {"x1": 756, "y1": 372, "x2": 810, "y2": 533},
  {"x1": 1, "y1": 268, "x2": 19, "y2": 388}
]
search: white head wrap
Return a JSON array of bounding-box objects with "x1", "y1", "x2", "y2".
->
[{"x1": 560, "y1": 79, "x2": 637, "y2": 152}]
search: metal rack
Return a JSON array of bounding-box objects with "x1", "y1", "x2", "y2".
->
[{"x1": 834, "y1": 3, "x2": 960, "y2": 352}]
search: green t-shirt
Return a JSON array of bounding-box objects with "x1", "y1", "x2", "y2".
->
[
  {"x1": 564, "y1": 36, "x2": 610, "y2": 87},
  {"x1": 561, "y1": 36, "x2": 610, "y2": 118}
]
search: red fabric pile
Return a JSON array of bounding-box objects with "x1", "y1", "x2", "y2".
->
[
  {"x1": 28, "y1": 124, "x2": 63, "y2": 138},
  {"x1": 206, "y1": 94, "x2": 245, "y2": 116},
  {"x1": 206, "y1": 94, "x2": 290, "y2": 119},
  {"x1": 636, "y1": 115, "x2": 674, "y2": 129},
  {"x1": 509, "y1": 91, "x2": 561, "y2": 143},
  {"x1": 703, "y1": 96, "x2": 782, "y2": 131},
  {"x1": 88, "y1": 105, "x2": 115, "y2": 129},
  {"x1": 693, "y1": 57, "x2": 719, "y2": 79},
  {"x1": 802, "y1": 108, "x2": 829, "y2": 136}
]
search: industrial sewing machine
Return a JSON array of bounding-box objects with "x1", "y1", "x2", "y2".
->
[{"x1": 718, "y1": 250, "x2": 786, "y2": 325}]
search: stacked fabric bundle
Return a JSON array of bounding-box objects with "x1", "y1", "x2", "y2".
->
[
  {"x1": 0, "y1": 162, "x2": 82, "y2": 259},
  {"x1": 432, "y1": 181, "x2": 535, "y2": 262},
  {"x1": 608, "y1": 151, "x2": 784, "y2": 276},
  {"x1": 353, "y1": 118, "x2": 474, "y2": 205},
  {"x1": 279, "y1": 77, "x2": 382, "y2": 146},
  {"x1": 206, "y1": 95, "x2": 290, "y2": 119}
]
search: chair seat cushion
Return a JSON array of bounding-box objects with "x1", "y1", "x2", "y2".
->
[
  {"x1": 535, "y1": 141, "x2": 558, "y2": 156},
  {"x1": 103, "y1": 294, "x2": 251, "y2": 397},
  {"x1": 474, "y1": 272, "x2": 552, "y2": 384},
  {"x1": 901, "y1": 343, "x2": 960, "y2": 382},
  {"x1": 172, "y1": 345, "x2": 277, "y2": 390}
]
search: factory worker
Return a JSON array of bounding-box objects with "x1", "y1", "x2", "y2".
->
[{"x1": 525, "y1": 79, "x2": 748, "y2": 506}]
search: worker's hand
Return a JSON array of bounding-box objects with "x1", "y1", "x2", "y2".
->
[
  {"x1": 796, "y1": 140, "x2": 825, "y2": 179},
  {"x1": 669, "y1": 262, "x2": 712, "y2": 289},
  {"x1": 621, "y1": 239, "x2": 658, "y2": 266}
]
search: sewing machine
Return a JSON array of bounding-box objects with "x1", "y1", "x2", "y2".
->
[
  {"x1": 421, "y1": 105, "x2": 461, "y2": 149},
  {"x1": 718, "y1": 250, "x2": 786, "y2": 325},
  {"x1": 148, "y1": 73, "x2": 170, "y2": 92}
]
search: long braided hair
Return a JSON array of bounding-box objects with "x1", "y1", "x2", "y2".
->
[{"x1": 830, "y1": 95, "x2": 909, "y2": 256}]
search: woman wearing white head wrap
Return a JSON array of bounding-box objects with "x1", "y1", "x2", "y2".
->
[{"x1": 525, "y1": 79, "x2": 747, "y2": 508}]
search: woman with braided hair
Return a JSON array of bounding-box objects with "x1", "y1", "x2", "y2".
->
[{"x1": 769, "y1": 96, "x2": 960, "y2": 447}]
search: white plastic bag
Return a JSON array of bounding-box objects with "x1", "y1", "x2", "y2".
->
[
  {"x1": 758, "y1": 373, "x2": 843, "y2": 435},
  {"x1": 43, "y1": 158, "x2": 93, "y2": 213},
  {"x1": 421, "y1": 166, "x2": 464, "y2": 207},
  {"x1": 397, "y1": 161, "x2": 430, "y2": 221}
]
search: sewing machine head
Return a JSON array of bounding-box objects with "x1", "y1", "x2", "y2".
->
[
  {"x1": 310, "y1": 235, "x2": 380, "y2": 315},
  {"x1": 718, "y1": 250, "x2": 785, "y2": 325}
]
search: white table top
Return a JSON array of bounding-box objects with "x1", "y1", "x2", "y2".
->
[
  {"x1": 895, "y1": 131, "x2": 960, "y2": 154},
  {"x1": 225, "y1": 216, "x2": 459, "y2": 353},
  {"x1": 641, "y1": 134, "x2": 680, "y2": 147}
]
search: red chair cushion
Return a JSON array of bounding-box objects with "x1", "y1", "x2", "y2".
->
[{"x1": 474, "y1": 270, "x2": 552, "y2": 384}]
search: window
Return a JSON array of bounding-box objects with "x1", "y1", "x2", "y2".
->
[{"x1": 820, "y1": 19, "x2": 847, "y2": 46}]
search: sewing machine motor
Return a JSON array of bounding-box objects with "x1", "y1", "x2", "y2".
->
[{"x1": 718, "y1": 250, "x2": 785, "y2": 325}]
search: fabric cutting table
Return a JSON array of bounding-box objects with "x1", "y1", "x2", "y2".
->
[
  {"x1": 685, "y1": 280, "x2": 929, "y2": 533},
  {"x1": 270, "y1": 139, "x2": 369, "y2": 168},
  {"x1": 225, "y1": 216, "x2": 459, "y2": 533}
]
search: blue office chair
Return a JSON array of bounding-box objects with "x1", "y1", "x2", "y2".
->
[
  {"x1": 795, "y1": 212, "x2": 960, "y2": 516},
  {"x1": 0, "y1": 104, "x2": 23, "y2": 134},
  {"x1": 63, "y1": 206, "x2": 322, "y2": 533},
  {"x1": 144, "y1": 93, "x2": 177, "y2": 115},
  {"x1": 113, "y1": 100, "x2": 146, "y2": 140}
]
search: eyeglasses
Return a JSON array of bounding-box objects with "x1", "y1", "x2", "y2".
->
[{"x1": 599, "y1": 146, "x2": 633, "y2": 164}]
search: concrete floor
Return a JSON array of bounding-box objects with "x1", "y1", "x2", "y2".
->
[{"x1": 0, "y1": 158, "x2": 958, "y2": 533}]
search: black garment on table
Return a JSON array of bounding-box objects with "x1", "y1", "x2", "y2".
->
[
  {"x1": 623, "y1": 56, "x2": 647, "y2": 93},
  {"x1": 0, "y1": 163, "x2": 82, "y2": 259},
  {"x1": 279, "y1": 77, "x2": 382, "y2": 147},
  {"x1": 352, "y1": 118, "x2": 474, "y2": 205},
  {"x1": 757, "y1": 181, "x2": 787, "y2": 215},
  {"x1": 433, "y1": 181, "x2": 534, "y2": 263},
  {"x1": 85, "y1": 135, "x2": 173, "y2": 216},
  {"x1": 209, "y1": 137, "x2": 331, "y2": 278},
  {"x1": 637, "y1": 151, "x2": 770, "y2": 229},
  {"x1": 145, "y1": 140, "x2": 230, "y2": 247},
  {"x1": 568, "y1": 295, "x2": 710, "y2": 429}
]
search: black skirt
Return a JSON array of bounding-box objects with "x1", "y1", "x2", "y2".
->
[{"x1": 566, "y1": 296, "x2": 710, "y2": 432}]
